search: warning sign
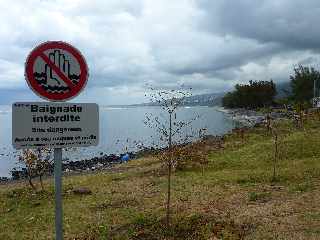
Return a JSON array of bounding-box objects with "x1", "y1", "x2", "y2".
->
[
  {"x1": 25, "y1": 41, "x2": 89, "y2": 101},
  {"x1": 12, "y1": 102, "x2": 99, "y2": 149}
]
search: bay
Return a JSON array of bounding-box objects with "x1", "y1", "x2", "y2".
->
[{"x1": 0, "y1": 105, "x2": 235, "y2": 177}]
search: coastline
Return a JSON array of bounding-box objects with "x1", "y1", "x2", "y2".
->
[
  {"x1": 1, "y1": 105, "x2": 233, "y2": 180},
  {"x1": 0, "y1": 106, "x2": 293, "y2": 186},
  {"x1": 0, "y1": 106, "x2": 263, "y2": 184},
  {"x1": 0, "y1": 135, "x2": 226, "y2": 184},
  {"x1": 1, "y1": 148, "x2": 157, "y2": 184},
  {"x1": 2, "y1": 106, "x2": 288, "y2": 184},
  {"x1": 216, "y1": 107, "x2": 265, "y2": 127},
  {"x1": 217, "y1": 106, "x2": 291, "y2": 127}
]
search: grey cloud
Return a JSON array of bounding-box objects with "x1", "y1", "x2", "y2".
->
[
  {"x1": 198, "y1": 0, "x2": 320, "y2": 51},
  {"x1": 1, "y1": 0, "x2": 320, "y2": 104}
]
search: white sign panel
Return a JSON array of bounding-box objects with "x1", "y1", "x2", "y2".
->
[
  {"x1": 12, "y1": 102, "x2": 99, "y2": 149},
  {"x1": 312, "y1": 97, "x2": 320, "y2": 108}
]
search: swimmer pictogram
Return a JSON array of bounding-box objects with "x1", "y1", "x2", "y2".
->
[{"x1": 33, "y1": 49, "x2": 80, "y2": 93}]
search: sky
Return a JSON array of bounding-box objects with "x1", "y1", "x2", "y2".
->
[{"x1": 1, "y1": 0, "x2": 320, "y2": 105}]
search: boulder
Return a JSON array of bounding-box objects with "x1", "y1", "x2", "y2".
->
[{"x1": 72, "y1": 187, "x2": 92, "y2": 195}]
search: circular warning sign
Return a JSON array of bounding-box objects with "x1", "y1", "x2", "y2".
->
[{"x1": 25, "y1": 41, "x2": 89, "y2": 101}]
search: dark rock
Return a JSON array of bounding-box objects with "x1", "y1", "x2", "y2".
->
[
  {"x1": 0, "y1": 177, "x2": 9, "y2": 182},
  {"x1": 11, "y1": 168, "x2": 28, "y2": 180},
  {"x1": 72, "y1": 187, "x2": 92, "y2": 195},
  {"x1": 32, "y1": 202, "x2": 41, "y2": 207}
]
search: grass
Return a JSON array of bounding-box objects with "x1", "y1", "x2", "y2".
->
[{"x1": 1, "y1": 114, "x2": 320, "y2": 239}]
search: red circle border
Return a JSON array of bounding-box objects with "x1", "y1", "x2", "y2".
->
[{"x1": 25, "y1": 41, "x2": 89, "y2": 101}]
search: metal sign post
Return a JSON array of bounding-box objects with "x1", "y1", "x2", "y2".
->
[
  {"x1": 54, "y1": 148, "x2": 63, "y2": 240},
  {"x1": 15, "y1": 41, "x2": 97, "y2": 240}
]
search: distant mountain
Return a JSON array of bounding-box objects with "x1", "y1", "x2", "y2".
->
[
  {"x1": 276, "y1": 81, "x2": 291, "y2": 99},
  {"x1": 130, "y1": 81, "x2": 291, "y2": 108},
  {"x1": 181, "y1": 92, "x2": 225, "y2": 106},
  {"x1": 134, "y1": 92, "x2": 225, "y2": 107}
]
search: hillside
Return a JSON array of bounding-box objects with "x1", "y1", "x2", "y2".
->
[
  {"x1": 1, "y1": 113, "x2": 320, "y2": 239},
  {"x1": 129, "y1": 82, "x2": 291, "y2": 108},
  {"x1": 276, "y1": 81, "x2": 291, "y2": 99},
  {"x1": 135, "y1": 92, "x2": 225, "y2": 107}
]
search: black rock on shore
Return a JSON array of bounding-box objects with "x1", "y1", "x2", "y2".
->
[{"x1": 7, "y1": 147, "x2": 160, "y2": 182}]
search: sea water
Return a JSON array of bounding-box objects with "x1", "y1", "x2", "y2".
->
[{"x1": 0, "y1": 105, "x2": 235, "y2": 177}]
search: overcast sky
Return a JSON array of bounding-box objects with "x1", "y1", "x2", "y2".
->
[{"x1": 1, "y1": 0, "x2": 320, "y2": 105}]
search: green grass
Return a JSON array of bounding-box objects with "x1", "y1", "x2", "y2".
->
[
  {"x1": 1, "y1": 115, "x2": 320, "y2": 239},
  {"x1": 206, "y1": 119, "x2": 320, "y2": 185}
]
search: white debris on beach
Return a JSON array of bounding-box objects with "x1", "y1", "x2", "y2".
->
[
  {"x1": 229, "y1": 109, "x2": 265, "y2": 127},
  {"x1": 216, "y1": 107, "x2": 288, "y2": 127}
]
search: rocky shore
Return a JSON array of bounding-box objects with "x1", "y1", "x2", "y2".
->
[
  {"x1": 3, "y1": 147, "x2": 159, "y2": 183},
  {"x1": 217, "y1": 107, "x2": 291, "y2": 127},
  {"x1": 1, "y1": 107, "x2": 293, "y2": 184},
  {"x1": 1, "y1": 135, "x2": 226, "y2": 184}
]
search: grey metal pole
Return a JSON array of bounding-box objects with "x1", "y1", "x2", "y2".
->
[{"x1": 54, "y1": 148, "x2": 63, "y2": 240}]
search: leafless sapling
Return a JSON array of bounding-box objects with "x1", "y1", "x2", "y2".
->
[
  {"x1": 143, "y1": 87, "x2": 199, "y2": 228},
  {"x1": 269, "y1": 120, "x2": 282, "y2": 183}
]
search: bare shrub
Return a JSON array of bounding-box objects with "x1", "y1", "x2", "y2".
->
[{"x1": 18, "y1": 148, "x2": 53, "y2": 191}]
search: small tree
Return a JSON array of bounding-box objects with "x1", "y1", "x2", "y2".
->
[
  {"x1": 18, "y1": 148, "x2": 53, "y2": 191},
  {"x1": 144, "y1": 87, "x2": 199, "y2": 228},
  {"x1": 222, "y1": 80, "x2": 277, "y2": 109},
  {"x1": 269, "y1": 119, "x2": 285, "y2": 183},
  {"x1": 292, "y1": 102, "x2": 310, "y2": 129},
  {"x1": 271, "y1": 127, "x2": 279, "y2": 182}
]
